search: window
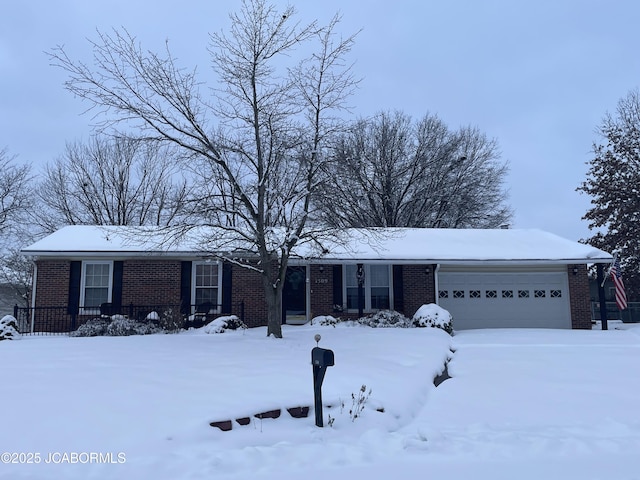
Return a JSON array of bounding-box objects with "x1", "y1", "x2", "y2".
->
[
  {"x1": 502, "y1": 290, "x2": 514, "y2": 298},
  {"x1": 534, "y1": 290, "x2": 546, "y2": 298},
  {"x1": 518, "y1": 290, "x2": 530, "y2": 298},
  {"x1": 439, "y1": 290, "x2": 449, "y2": 299},
  {"x1": 345, "y1": 264, "x2": 391, "y2": 311},
  {"x1": 486, "y1": 290, "x2": 497, "y2": 299},
  {"x1": 453, "y1": 290, "x2": 465, "y2": 299},
  {"x1": 369, "y1": 264, "x2": 390, "y2": 309},
  {"x1": 193, "y1": 262, "x2": 221, "y2": 310},
  {"x1": 80, "y1": 261, "x2": 113, "y2": 311},
  {"x1": 469, "y1": 290, "x2": 481, "y2": 299},
  {"x1": 550, "y1": 290, "x2": 562, "y2": 298}
]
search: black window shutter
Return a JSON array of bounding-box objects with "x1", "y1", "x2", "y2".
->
[
  {"x1": 112, "y1": 261, "x2": 123, "y2": 311},
  {"x1": 180, "y1": 261, "x2": 193, "y2": 315},
  {"x1": 393, "y1": 265, "x2": 404, "y2": 313},
  {"x1": 332, "y1": 265, "x2": 343, "y2": 309},
  {"x1": 67, "y1": 261, "x2": 82, "y2": 315},
  {"x1": 222, "y1": 262, "x2": 232, "y2": 313}
]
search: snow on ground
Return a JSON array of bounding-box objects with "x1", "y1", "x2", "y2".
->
[{"x1": 1, "y1": 323, "x2": 639, "y2": 480}]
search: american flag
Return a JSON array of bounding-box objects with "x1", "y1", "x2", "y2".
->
[{"x1": 610, "y1": 257, "x2": 628, "y2": 311}]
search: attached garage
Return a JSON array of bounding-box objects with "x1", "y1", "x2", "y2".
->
[{"x1": 437, "y1": 266, "x2": 572, "y2": 329}]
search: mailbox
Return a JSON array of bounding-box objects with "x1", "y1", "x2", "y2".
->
[
  {"x1": 312, "y1": 347, "x2": 334, "y2": 367},
  {"x1": 311, "y1": 345, "x2": 335, "y2": 427}
]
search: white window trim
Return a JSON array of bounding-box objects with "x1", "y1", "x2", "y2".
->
[
  {"x1": 343, "y1": 264, "x2": 393, "y2": 313},
  {"x1": 191, "y1": 260, "x2": 223, "y2": 314},
  {"x1": 80, "y1": 260, "x2": 113, "y2": 314}
]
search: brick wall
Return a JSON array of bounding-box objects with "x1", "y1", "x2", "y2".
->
[
  {"x1": 34, "y1": 260, "x2": 71, "y2": 308},
  {"x1": 568, "y1": 264, "x2": 592, "y2": 329},
  {"x1": 121, "y1": 260, "x2": 182, "y2": 306},
  {"x1": 402, "y1": 264, "x2": 436, "y2": 318},
  {"x1": 230, "y1": 264, "x2": 268, "y2": 328},
  {"x1": 309, "y1": 264, "x2": 335, "y2": 319},
  {"x1": 35, "y1": 259, "x2": 185, "y2": 308},
  {"x1": 31, "y1": 260, "x2": 73, "y2": 331}
]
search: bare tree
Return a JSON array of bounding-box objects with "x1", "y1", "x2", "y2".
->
[
  {"x1": 0, "y1": 148, "x2": 33, "y2": 240},
  {"x1": 316, "y1": 111, "x2": 512, "y2": 228},
  {"x1": 434, "y1": 126, "x2": 512, "y2": 228},
  {"x1": 0, "y1": 247, "x2": 33, "y2": 309},
  {"x1": 48, "y1": 0, "x2": 358, "y2": 337},
  {"x1": 34, "y1": 136, "x2": 188, "y2": 232},
  {"x1": 0, "y1": 148, "x2": 34, "y2": 310}
]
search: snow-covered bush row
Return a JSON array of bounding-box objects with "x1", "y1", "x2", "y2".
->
[
  {"x1": 71, "y1": 316, "x2": 162, "y2": 337},
  {"x1": 71, "y1": 313, "x2": 248, "y2": 337},
  {"x1": 203, "y1": 315, "x2": 247, "y2": 334},
  {"x1": 0, "y1": 315, "x2": 21, "y2": 340},
  {"x1": 310, "y1": 304, "x2": 453, "y2": 335},
  {"x1": 311, "y1": 310, "x2": 412, "y2": 328},
  {"x1": 68, "y1": 305, "x2": 452, "y2": 337}
]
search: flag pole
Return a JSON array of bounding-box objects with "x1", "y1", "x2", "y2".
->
[
  {"x1": 596, "y1": 263, "x2": 609, "y2": 331},
  {"x1": 600, "y1": 253, "x2": 616, "y2": 288}
]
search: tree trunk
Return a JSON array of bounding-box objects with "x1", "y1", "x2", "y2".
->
[{"x1": 264, "y1": 277, "x2": 283, "y2": 338}]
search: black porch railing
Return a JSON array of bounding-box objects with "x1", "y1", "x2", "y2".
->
[
  {"x1": 590, "y1": 301, "x2": 640, "y2": 323},
  {"x1": 12, "y1": 306, "x2": 70, "y2": 335},
  {"x1": 13, "y1": 301, "x2": 245, "y2": 335}
]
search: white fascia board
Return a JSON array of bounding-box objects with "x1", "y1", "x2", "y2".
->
[
  {"x1": 303, "y1": 257, "x2": 613, "y2": 265},
  {"x1": 24, "y1": 250, "x2": 205, "y2": 260},
  {"x1": 24, "y1": 251, "x2": 613, "y2": 265}
]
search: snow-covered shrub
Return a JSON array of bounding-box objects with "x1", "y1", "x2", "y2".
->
[
  {"x1": 358, "y1": 310, "x2": 411, "y2": 328},
  {"x1": 203, "y1": 315, "x2": 247, "y2": 334},
  {"x1": 0, "y1": 315, "x2": 21, "y2": 340},
  {"x1": 107, "y1": 316, "x2": 161, "y2": 336},
  {"x1": 70, "y1": 318, "x2": 111, "y2": 337},
  {"x1": 412, "y1": 304, "x2": 453, "y2": 335},
  {"x1": 310, "y1": 315, "x2": 340, "y2": 327},
  {"x1": 158, "y1": 308, "x2": 184, "y2": 332},
  {"x1": 104, "y1": 316, "x2": 137, "y2": 336},
  {"x1": 71, "y1": 316, "x2": 161, "y2": 337}
]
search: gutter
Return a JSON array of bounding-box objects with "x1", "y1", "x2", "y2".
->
[
  {"x1": 298, "y1": 257, "x2": 614, "y2": 266},
  {"x1": 21, "y1": 250, "x2": 614, "y2": 265},
  {"x1": 20, "y1": 251, "x2": 208, "y2": 260}
]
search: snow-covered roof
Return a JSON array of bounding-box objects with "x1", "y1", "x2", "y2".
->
[{"x1": 21, "y1": 225, "x2": 612, "y2": 264}]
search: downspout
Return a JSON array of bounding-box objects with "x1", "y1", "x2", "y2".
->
[
  {"x1": 30, "y1": 261, "x2": 38, "y2": 334},
  {"x1": 434, "y1": 263, "x2": 440, "y2": 305},
  {"x1": 305, "y1": 264, "x2": 311, "y2": 323}
]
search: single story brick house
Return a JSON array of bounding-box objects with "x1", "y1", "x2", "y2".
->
[{"x1": 21, "y1": 225, "x2": 612, "y2": 332}]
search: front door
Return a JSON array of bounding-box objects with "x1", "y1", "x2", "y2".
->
[{"x1": 283, "y1": 266, "x2": 307, "y2": 324}]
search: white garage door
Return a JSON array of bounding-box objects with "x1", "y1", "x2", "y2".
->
[{"x1": 437, "y1": 268, "x2": 571, "y2": 330}]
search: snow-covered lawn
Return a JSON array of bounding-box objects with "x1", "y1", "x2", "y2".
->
[{"x1": 1, "y1": 323, "x2": 640, "y2": 480}]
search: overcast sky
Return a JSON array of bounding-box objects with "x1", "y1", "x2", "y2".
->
[{"x1": 2, "y1": 0, "x2": 638, "y2": 242}]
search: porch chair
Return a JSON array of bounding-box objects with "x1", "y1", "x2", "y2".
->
[{"x1": 190, "y1": 302, "x2": 215, "y2": 328}]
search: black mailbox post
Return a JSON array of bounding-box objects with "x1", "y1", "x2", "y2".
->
[{"x1": 311, "y1": 346, "x2": 334, "y2": 427}]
